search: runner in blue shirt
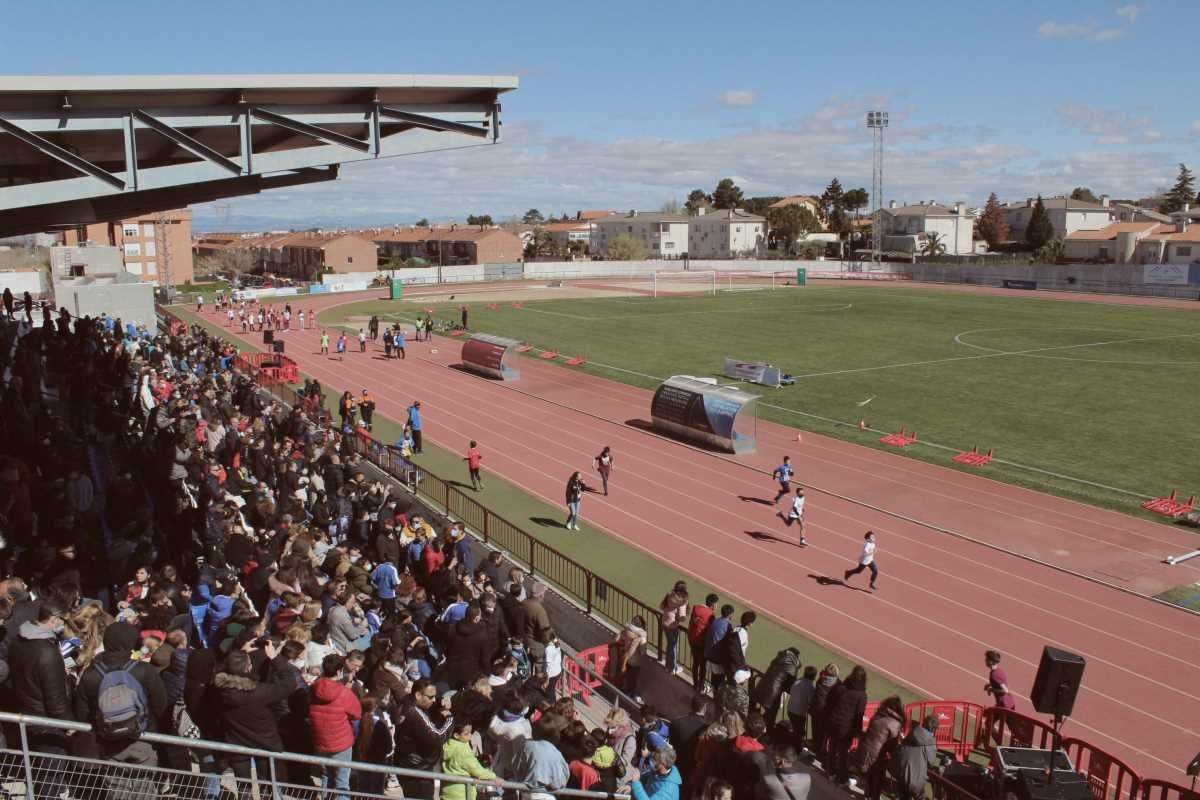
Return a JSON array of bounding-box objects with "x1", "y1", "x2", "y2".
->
[{"x1": 772, "y1": 455, "x2": 794, "y2": 505}]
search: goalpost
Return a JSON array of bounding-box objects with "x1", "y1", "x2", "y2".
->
[
  {"x1": 652, "y1": 270, "x2": 717, "y2": 297},
  {"x1": 717, "y1": 271, "x2": 794, "y2": 292}
]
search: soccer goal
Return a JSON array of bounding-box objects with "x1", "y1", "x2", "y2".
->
[
  {"x1": 652, "y1": 270, "x2": 717, "y2": 297},
  {"x1": 717, "y1": 271, "x2": 795, "y2": 292}
]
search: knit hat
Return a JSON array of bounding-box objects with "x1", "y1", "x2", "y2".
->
[{"x1": 103, "y1": 622, "x2": 141, "y2": 655}]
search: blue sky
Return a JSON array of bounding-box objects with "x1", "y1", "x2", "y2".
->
[{"x1": 1, "y1": 0, "x2": 1195, "y2": 228}]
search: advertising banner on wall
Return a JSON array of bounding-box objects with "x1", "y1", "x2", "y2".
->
[{"x1": 1143, "y1": 264, "x2": 1190, "y2": 285}]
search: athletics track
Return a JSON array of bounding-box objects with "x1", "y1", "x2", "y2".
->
[{"x1": 189, "y1": 285, "x2": 1200, "y2": 779}]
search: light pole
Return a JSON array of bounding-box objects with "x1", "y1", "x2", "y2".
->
[{"x1": 867, "y1": 111, "x2": 888, "y2": 265}]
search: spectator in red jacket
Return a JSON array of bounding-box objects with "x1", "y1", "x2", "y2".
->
[
  {"x1": 309, "y1": 654, "x2": 363, "y2": 800},
  {"x1": 687, "y1": 593, "x2": 719, "y2": 692}
]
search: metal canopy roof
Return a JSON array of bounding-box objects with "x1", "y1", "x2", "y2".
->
[{"x1": 0, "y1": 74, "x2": 518, "y2": 237}]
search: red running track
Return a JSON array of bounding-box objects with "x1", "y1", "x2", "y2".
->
[{"x1": 193, "y1": 293, "x2": 1200, "y2": 779}]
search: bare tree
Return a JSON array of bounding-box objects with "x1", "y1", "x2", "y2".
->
[{"x1": 195, "y1": 248, "x2": 254, "y2": 278}]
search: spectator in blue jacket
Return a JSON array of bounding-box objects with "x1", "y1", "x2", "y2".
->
[
  {"x1": 629, "y1": 746, "x2": 682, "y2": 800},
  {"x1": 704, "y1": 604, "x2": 735, "y2": 690},
  {"x1": 407, "y1": 401, "x2": 423, "y2": 453}
]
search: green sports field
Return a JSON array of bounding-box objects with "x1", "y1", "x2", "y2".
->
[{"x1": 322, "y1": 284, "x2": 1200, "y2": 519}]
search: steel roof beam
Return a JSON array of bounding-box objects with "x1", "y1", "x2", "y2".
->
[
  {"x1": 378, "y1": 107, "x2": 489, "y2": 139},
  {"x1": 250, "y1": 107, "x2": 370, "y2": 153},
  {"x1": 132, "y1": 110, "x2": 242, "y2": 175},
  {"x1": 0, "y1": 117, "x2": 125, "y2": 189}
]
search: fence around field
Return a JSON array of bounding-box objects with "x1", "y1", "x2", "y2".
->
[{"x1": 157, "y1": 306, "x2": 1191, "y2": 792}]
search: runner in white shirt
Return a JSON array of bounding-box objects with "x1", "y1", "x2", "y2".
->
[
  {"x1": 844, "y1": 531, "x2": 879, "y2": 592},
  {"x1": 779, "y1": 487, "x2": 807, "y2": 546}
]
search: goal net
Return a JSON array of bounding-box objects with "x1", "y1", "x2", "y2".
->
[
  {"x1": 717, "y1": 271, "x2": 796, "y2": 292},
  {"x1": 652, "y1": 270, "x2": 717, "y2": 297}
]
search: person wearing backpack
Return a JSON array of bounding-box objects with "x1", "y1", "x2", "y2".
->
[{"x1": 73, "y1": 622, "x2": 168, "y2": 793}]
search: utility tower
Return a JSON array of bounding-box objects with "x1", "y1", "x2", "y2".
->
[
  {"x1": 866, "y1": 111, "x2": 888, "y2": 264},
  {"x1": 156, "y1": 211, "x2": 173, "y2": 288}
]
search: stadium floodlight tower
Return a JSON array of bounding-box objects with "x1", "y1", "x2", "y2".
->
[{"x1": 866, "y1": 110, "x2": 888, "y2": 264}]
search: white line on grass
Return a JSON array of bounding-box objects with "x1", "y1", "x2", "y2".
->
[{"x1": 519, "y1": 302, "x2": 854, "y2": 321}]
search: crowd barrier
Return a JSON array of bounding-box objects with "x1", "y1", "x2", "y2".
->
[{"x1": 156, "y1": 306, "x2": 1191, "y2": 794}]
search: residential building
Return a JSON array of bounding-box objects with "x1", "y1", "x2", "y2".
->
[
  {"x1": 688, "y1": 209, "x2": 766, "y2": 258},
  {"x1": 575, "y1": 210, "x2": 617, "y2": 221},
  {"x1": 541, "y1": 221, "x2": 593, "y2": 252},
  {"x1": 61, "y1": 208, "x2": 194, "y2": 285},
  {"x1": 768, "y1": 195, "x2": 821, "y2": 218},
  {"x1": 1111, "y1": 202, "x2": 1171, "y2": 224},
  {"x1": 197, "y1": 231, "x2": 377, "y2": 280},
  {"x1": 879, "y1": 201, "x2": 975, "y2": 255},
  {"x1": 590, "y1": 212, "x2": 690, "y2": 258},
  {"x1": 373, "y1": 227, "x2": 523, "y2": 265},
  {"x1": 1003, "y1": 196, "x2": 1114, "y2": 242},
  {"x1": 1062, "y1": 210, "x2": 1200, "y2": 264}
]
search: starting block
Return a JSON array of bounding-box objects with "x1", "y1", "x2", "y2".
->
[
  {"x1": 565, "y1": 356, "x2": 587, "y2": 366},
  {"x1": 1141, "y1": 490, "x2": 1196, "y2": 518},
  {"x1": 516, "y1": 344, "x2": 532, "y2": 352},
  {"x1": 953, "y1": 447, "x2": 994, "y2": 467},
  {"x1": 539, "y1": 350, "x2": 559, "y2": 360},
  {"x1": 880, "y1": 427, "x2": 918, "y2": 447}
]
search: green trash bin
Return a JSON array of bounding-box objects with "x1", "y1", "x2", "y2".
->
[
  {"x1": 390, "y1": 279, "x2": 404, "y2": 300},
  {"x1": 795, "y1": 267, "x2": 807, "y2": 286}
]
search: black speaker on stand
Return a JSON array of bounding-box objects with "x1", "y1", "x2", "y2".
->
[
  {"x1": 1030, "y1": 646, "x2": 1086, "y2": 789},
  {"x1": 263, "y1": 329, "x2": 274, "y2": 345}
]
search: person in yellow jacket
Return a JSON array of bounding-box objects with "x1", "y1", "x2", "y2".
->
[{"x1": 441, "y1": 721, "x2": 503, "y2": 800}]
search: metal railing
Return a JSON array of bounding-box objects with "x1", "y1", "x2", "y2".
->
[{"x1": 0, "y1": 710, "x2": 628, "y2": 800}]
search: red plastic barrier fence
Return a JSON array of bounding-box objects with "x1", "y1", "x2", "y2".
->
[
  {"x1": 1063, "y1": 737, "x2": 1142, "y2": 800},
  {"x1": 906, "y1": 700, "x2": 986, "y2": 762},
  {"x1": 1139, "y1": 780, "x2": 1200, "y2": 800},
  {"x1": 980, "y1": 707, "x2": 1058, "y2": 750}
]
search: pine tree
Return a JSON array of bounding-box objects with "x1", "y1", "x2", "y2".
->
[
  {"x1": 977, "y1": 193, "x2": 1010, "y2": 248},
  {"x1": 712, "y1": 178, "x2": 744, "y2": 210},
  {"x1": 1162, "y1": 164, "x2": 1195, "y2": 214},
  {"x1": 1024, "y1": 196, "x2": 1055, "y2": 249}
]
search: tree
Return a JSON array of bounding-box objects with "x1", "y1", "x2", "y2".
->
[
  {"x1": 819, "y1": 177, "x2": 845, "y2": 220},
  {"x1": 415, "y1": 218, "x2": 429, "y2": 227},
  {"x1": 741, "y1": 196, "x2": 783, "y2": 217},
  {"x1": 977, "y1": 192, "x2": 1010, "y2": 248},
  {"x1": 523, "y1": 209, "x2": 545, "y2": 224},
  {"x1": 659, "y1": 198, "x2": 682, "y2": 214},
  {"x1": 711, "y1": 178, "x2": 744, "y2": 210},
  {"x1": 1069, "y1": 187, "x2": 1098, "y2": 204},
  {"x1": 920, "y1": 231, "x2": 947, "y2": 256},
  {"x1": 842, "y1": 188, "x2": 870, "y2": 216},
  {"x1": 827, "y1": 207, "x2": 852, "y2": 236},
  {"x1": 607, "y1": 233, "x2": 647, "y2": 261},
  {"x1": 523, "y1": 230, "x2": 555, "y2": 259},
  {"x1": 1162, "y1": 164, "x2": 1196, "y2": 214},
  {"x1": 767, "y1": 205, "x2": 821, "y2": 251},
  {"x1": 195, "y1": 248, "x2": 253, "y2": 278},
  {"x1": 1024, "y1": 195, "x2": 1055, "y2": 249},
  {"x1": 466, "y1": 214, "x2": 494, "y2": 226},
  {"x1": 685, "y1": 189, "x2": 711, "y2": 214}
]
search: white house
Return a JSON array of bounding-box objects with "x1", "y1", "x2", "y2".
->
[
  {"x1": 879, "y1": 201, "x2": 975, "y2": 255},
  {"x1": 1062, "y1": 209, "x2": 1200, "y2": 264},
  {"x1": 1004, "y1": 196, "x2": 1114, "y2": 242},
  {"x1": 542, "y1": 221, "x2": 592, "y2": 251},
  {"x1": 688, "y1": 209, "x2": 766, "y2": 258},
  {"x1": 591, "y1": 212, "x2": 690, "y2": 258}
]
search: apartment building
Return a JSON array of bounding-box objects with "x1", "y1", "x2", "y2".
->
[
  {"x1": 1004, "y1": 196, "x2": 1114, "y2": 241},
  {"x1": 590, "y1": 212, "x2": 690, "y2": 258},
  {"x1": 541, "y1": 221, "x2": 593, "y2": 251},
  {"x1": 1064, "y1": 210, "x2": 1200, "y2": 265},
  {"x1": 373, "y1": 227, "x2": 523, "y2": 265},
  {"x1": 61, "y1": 208, "x2": 194, "y2": 285},
  {"x1": 879, "y1": 201, "x2": 975, "y2": 255},
  {"x1": 688, "y1": 209, "x2": 766, "y2": 258}
]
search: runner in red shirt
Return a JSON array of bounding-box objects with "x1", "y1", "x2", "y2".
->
[
  {"x1": 687, "y1": 593, "x2": 719, "y2": 692},
  {"x1": 464, "y1": 440, "x2": 484, "y2": 491}
]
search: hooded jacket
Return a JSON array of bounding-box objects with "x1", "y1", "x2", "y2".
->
[
  {"x1": 7, "y1": 621, "x2": 71, "y2": 721},
  {"x1": 889, "y1": 724, "x2": 937, "y2": 795},
  {"x1": 212, "y1": 670, "x2": 291, "y2": 750},
  {"x1": 856, "y1": 703, "x2": 906, "y2": 773},
  {"x1": 824, "y1": 681, "x2": 868, "y2": 740},
  {"x1": 444, "y1": 618, "x2": 493, "y2": 690},
  {"x1": 308, "y1": 677, "x2": 362, "y2": 754},
  {"x1": 487, "y1": 709, "x2": 531, "y2": 779},
  {"x1": 631, "y1": 765, "x2": 683, "y2": 800},
  {"x1": 751, "y1": 649, "x2": 800, "y2": 712},
  {"x1": 441, "y1": 737, "x2": 498, "y2": 800}
]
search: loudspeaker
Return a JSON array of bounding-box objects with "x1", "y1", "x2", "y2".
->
[
  {"x1": 272, "y1": 340, "x2": 285, "y2": 354},
  {"x1": 1016, "y1": 768, "x2": 1092, "y2": 800},
  {"x1": 263, "y1": 329, "x2": 274, "y2": 344},
  {"x1": 1031, "y1": 646, "x2": 1086, "y2": 717}
]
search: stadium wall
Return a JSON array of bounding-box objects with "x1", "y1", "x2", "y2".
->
[{"x1": 910, "y1": 262, "x2": 1200, "y2": 299}]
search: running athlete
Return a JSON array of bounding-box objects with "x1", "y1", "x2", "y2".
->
[
  {"x1": 844, "y1": 531, "x2": 878, "y2": 591},
  {"x1": 336, "y1": 333, "x2": 347, "y2": 360},
  {"x1": 780, "y1": 487, "x2": 806, "y2": 546},
  {"x1": 772, "y1": 455, "x2": 794, "y2": 505}
]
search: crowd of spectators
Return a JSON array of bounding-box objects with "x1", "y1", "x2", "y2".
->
[{"x1": 0, "y1": 307, "x2": 942, "y2": 800}]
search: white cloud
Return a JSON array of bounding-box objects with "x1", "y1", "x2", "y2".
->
[
  {"x1": 1056, "y1": 103, "x2": 1159, "y2": 145},
  {"x1": 1038, "y1": 20, "x2": 1124, "y2": 41},
  {"x1": 1191, "y1": 120, "x2": 1200, "y2": 136},
  {"x1": 1116, "y1": 4, "x2": 1143, "y2": 23},
  {"x1": 716, "y1": 90, "x2": 759, "y2": 108}
]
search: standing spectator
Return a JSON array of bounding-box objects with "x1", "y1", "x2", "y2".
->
[
  {"x1": 488, "y1": 693, "x2": 532, "y2": 778},
  {"x1": 823, "y1": 665, "x2": 868, "y2": 784},
  {"x1": 444, "y1": 603, "x2": 492, "y2": 690},
  {"x1": 394, "y1": 680, "x2": 453, "y2": 799},
  {"x1": 465, "y1": 440, "x2": 484, "y2": 491},
  {"x1": 310, "y1": 654, "x2": 363, "y2": 800},
  {"x1": 370, "y1": 558, "x2": 400, "y2": 616},
  {"x1": 383, "y1": 328, "x2": 394, "y2": 359},
  {"x1": 211, "y1": 648, "x2": 291, "y2": 792},
  {"x1": 2, "y1": 286, "x2": 12, "y2": 318},
  {"x1": 424, "y1": 314, "x2": 434, "y2": 341},
  {"x1": 336, "y1": 332, "x2": 347, "y2": 360},
  {"x1": 669, "y1": 695, "x2": 710, "y2": 789},
  {"x1": 856, "y1": 696, "x2": 906, "y2": 800},
  {"x1": 593, "y1": 446, "x2": 614, "y2": 496},
  {"x1": 441, "y1": 720, "x2": 501, "y2": 800},
  {"x1": 613, "y1": 615, "x2": 649, "y2": 704},
  {"x1": 521, "y1": 580, "x2": 551, "y2": 649},
  {"x1": 461, "y1": 305, "x2": 469, "y2": 330},
  {"x1": 808, "y1": 663, "x2": 840, "y2": 761},
  {"x1": 629, "y1": 745, "x2": 682, "y2": 800},
  {"x1": 358, "y1": 329, "x2": 367, "y2": 353},
  {"x1": 395, "y1": 326, "x2": 406, "y2": 359},
  {"x1": 771, "y1": 455, "x2": 794, "y2": 504},
  {"x1": 543, "y1": 628, "x2": 563, "y2": 698},
  {"x1": 843, "y1": 531, "x2": 879, "y2": 592},
  {"x1": 321, "y1": 330, "x2": 330, "y2": 355},
  {"x1": 688, "y1": 593, "x2": 718, "y2": 692},
  {"x1": 8, "y1": 603, "x2": 72, "y2": 800},
  {"x1": 889, "y1": 714, "x2": 939, "y2": 800},
  {"x1": 564, "y1": 470, "x2": 586, "y2": 530},
  {"x1": 510, "y1": 715, "x2": 571, "y2": 794},
  {"x1": 755, "y1": 746, "x2": 812, "y2": 800},
  {"x1": 786, "y1": 666, "x2": 819, "y2": 750},
  {"x1": 359, "y1": 390, "x2": 375, "y2": 432},
  {"x1": 660, "y1": 581, "x2": 689, "y2": 675},
  {"x1": 752, "y1": 647, "x2": 800, "y2": 731},
  {"x1": 704, "y1": 604, "x2": 735, "y2": 691},
  {"x1": 407, "y1": 401, "x2": 423, "y2": 454}
]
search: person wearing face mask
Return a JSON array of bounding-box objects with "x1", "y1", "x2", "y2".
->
[{"x1": 7, "y1": 603, "x2": 72, "y2": 800}]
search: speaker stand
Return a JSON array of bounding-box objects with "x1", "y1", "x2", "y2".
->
[{"x1": 1047, "y1": 681, "x2": 1070, "y2": 787}]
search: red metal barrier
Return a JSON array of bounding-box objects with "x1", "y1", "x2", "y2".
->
[
  {"x1": 1063, "y1": 737, "x2": 1142, "y2": 800},
  {"x1": 980, "y1": 707, "x2": 1058, "y2": 750},
  {"x1": 906, "y1": 700, "x2": 986, "y2": 762},
  {"x1": 1139, "y1": 780, "x2": 1200, "y2": 800},
  {"x1": 237, "y1": 352, "x2": 299, "y2": 384}
]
